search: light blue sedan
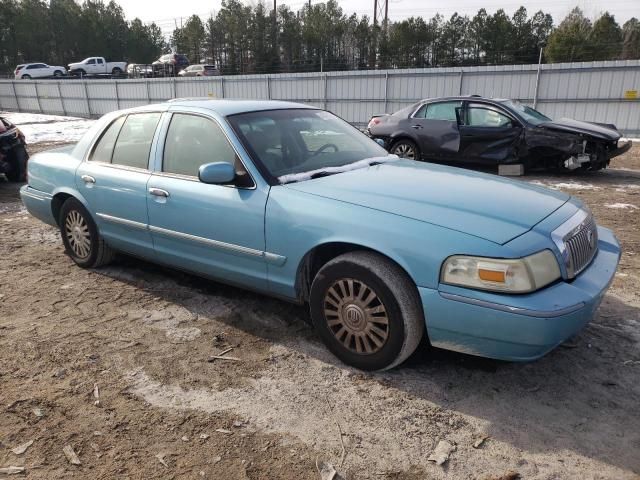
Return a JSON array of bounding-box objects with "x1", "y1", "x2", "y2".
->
[{"x1": 20, "y1": 100, "x2": 620, "y2": 370}]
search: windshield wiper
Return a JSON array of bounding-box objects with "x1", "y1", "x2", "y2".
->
[{"x1": 309, "y1": 170, "x2": 338, "y2": 179}]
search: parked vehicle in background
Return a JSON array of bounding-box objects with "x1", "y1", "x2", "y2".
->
[
  {"x1": 126, "y1": 63, "x2": 153, "y2": 78},
  {"x1": 152, "y1": 53, "x2": 189, "y2": 77},
  {"x1": 367, "y1": 95, "x2": 632, "y2": 172},
  {"x1": 19, "y1": 99, "x2": 620, "y2": 371},
  {"x1": 178, "y1": 65, "x2": 220, "y2": 77},
  {"x1": 68, "y1": 57, "x2": 127, "y2": 77},
  {"x1": 0, "y1": 116, "x2": 29, "y2": 182},
  {"x1": 14, "y1": 63, "x2": 67, "y2": 79}
]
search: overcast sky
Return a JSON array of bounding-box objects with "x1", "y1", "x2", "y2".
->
[{"x1": 118, "y1": 0, "x2": 638, "y2": 36}]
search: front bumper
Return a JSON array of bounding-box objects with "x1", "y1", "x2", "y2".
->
[
  {"x1": 419, "y1": 226, "x2": 621, "y2": 361},
  {"x1": 608, "y1": 139, "x2": 633, "y2": 160}
]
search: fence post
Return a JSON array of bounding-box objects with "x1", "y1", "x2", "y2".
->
[
  {"x1": 384, "y1": 71, "x2": 389, "y2": 113},
  {"x1": 145, "y1": 79, "x2": 151, "y2": 104},
  {"x1": 220, "y1": 77, "x2": 225, "y2": 98},
  {"x1": 83, "y1": 79, "x2": 92, "y2": 118},
  {"x1": 11, "y1": 81, "x2": 20, "y2": 111},
  {"x1": 34, "y1": 81, "x2": 43, "y2": 113},
  {"x1": 172, "y1": 77, "x2": 177, "y2": 99},
  {"x1": 115, "y1": 80, "x2": 121, "y2": 109},
  {"x1": 323, "y1": 73, "x2": 328, "y2": 110},
  {"x1": 533, "y1": 48, "x2": 543, "y2": 108},
  {"x1": 458, "y1": 69, "x2": 464, "y2": 95},
  {"x1": 266, "y1": 75, "x2": 271, "y2": 99},
  {"x1": 57, "y1": 81, "x2": 66, "y2": 116}
]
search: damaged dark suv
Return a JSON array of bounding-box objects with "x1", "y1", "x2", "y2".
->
[
  {"x1": 0, "y1": 116, "x2": 29, "y2": 182},
  {"x1": 367, "y1": 96, "x2": 632, "y2": 172}
]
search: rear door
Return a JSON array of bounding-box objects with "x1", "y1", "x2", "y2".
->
[
  {"x1": 457, "y1": 102, "x2": 522, "y2": 165},
  {"x1": 405, "y1": 101, "x2": 462, "y2": 160},
  {"x1": 75, "y1": 112, "x2": 162, "y2": 257}
]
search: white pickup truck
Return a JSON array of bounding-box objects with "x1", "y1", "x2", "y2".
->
[{"x1": 68, "y1": 57, "x2": 127, "y2": 77}]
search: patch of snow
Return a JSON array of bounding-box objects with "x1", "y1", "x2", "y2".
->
[
  {"x1": 1, "y1": 112, "x2": 95, "y2": 144},
  {"x1": 278, "y1": 155, "x2": 398, "y2": 184},
  {"x1": 528, "y1": 180, "x2": 600, "y2": 191},
  {"x1": 605, "y1": 203, "x2": 638, "y2": 210},
  {"x1": 619, "y1": 137, "x2": 640, "y2": 143},
  {"x1": 2, "y1": 112, "x2": 85, "y2": 125}
]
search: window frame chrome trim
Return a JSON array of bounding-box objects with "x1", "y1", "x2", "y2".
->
[{"x1": 96, "y1": 212, "x2": 148, "y2": 230}]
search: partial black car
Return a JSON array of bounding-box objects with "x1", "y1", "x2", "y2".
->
[
  {"x1": 152, "y1": 53, "x2": 190, "y2": 77},
  {"x1": 0, "y1": 117, "x2": 29, "y2": 182},
  {"x1": 367, "y1": 96, "x2": 632, "y2": 172}
]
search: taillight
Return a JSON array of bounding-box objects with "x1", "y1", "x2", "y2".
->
[{"x1": 367, "y1": 117, "x2": 381, "y2": 129}]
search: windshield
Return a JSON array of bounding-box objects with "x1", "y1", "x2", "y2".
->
[
  {"x1": 500, "y1": 100, "x2": 551, "y2": 126},
  {"x1": 227, "y1": 109, "x2": 390, "y2": 183}
]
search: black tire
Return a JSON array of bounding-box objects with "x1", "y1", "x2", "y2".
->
[
  {"x1": 390, "y1": 139, "x2": 420, "y2": 161},
  {"x1": 53, "y1": 70, "x2": 63, "y2": 77},
  {"x1": 4, "y1": 145, "x2": 28, "y2": 182},
  {"x1": 112, "y1": 67, "x2": 122, "y2": 77},
  {"x1": 59, "y1": 198, "x2": 115, "y2": 268},
  {"x1": 309, "y1": 251, "x2": 425, "y2": 371},
  {"x1": 22, "y1": 74, "x2": 31, "y2": 80},
  {"x1": 75, "y1": 69, "x2": 86, "y2": 77}
]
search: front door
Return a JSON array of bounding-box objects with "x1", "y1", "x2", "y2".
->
[
  {"x1": 146, "y1": 111, "x2": 269, "y2": 291},
  {"x1": 75, "y1": 112, "x2": 161, "y2": 257},
  {"x1": 457, "y1": 103, "x2": 523, "y2": 165}
]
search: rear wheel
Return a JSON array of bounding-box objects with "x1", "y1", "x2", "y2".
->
[
  {"x1": 4, "y1": 145, "x2": 28, "y2": 182},
  {"x1": 309, "y1": 251, "x2": 425, "y2": 371},
  {"x1": 391, "y1": 139, "x2": 420, "y2": 161},
  {"x1": 21, "y1": 74, "x2": 31, "y2": 80},
  {"x1": 59, "y1": 198, "x2": 115, "y2": 268},
  {"x1": 53, "y1": 70, "x2": 63, "y2": 77},
  {"x1": 112, "y1": 67, "x2": 122, "y2": 77}
]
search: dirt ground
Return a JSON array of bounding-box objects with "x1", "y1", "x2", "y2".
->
[{"x1": 1, "y1": 142, "x2": 639, "y2": 480}]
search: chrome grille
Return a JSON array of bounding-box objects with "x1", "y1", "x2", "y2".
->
[
  {"x1": 565, "y1": 216, "x2": 598, "y2": 277},
  {"x1": 551, "y1": 209, "x2": 599, "y2": 279}
]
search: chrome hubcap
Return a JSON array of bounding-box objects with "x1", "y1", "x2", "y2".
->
[
  {"x1": 323, "y1": 278, "x2": 389, "y2": 355},
  {"x1": 393, "y1": 143, "x2": 415, "y2": 159},
  {"x1": 65, "y1": 210, "x2": 91, "y2": 258}
]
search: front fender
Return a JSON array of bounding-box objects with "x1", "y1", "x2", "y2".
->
[{"x1": 265, "y1": 186, "x2": 511, "y2": 300}]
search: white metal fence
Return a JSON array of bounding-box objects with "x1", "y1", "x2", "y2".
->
[{"x1": 1, "y1": 60, "x2": 639, "y2": 135}]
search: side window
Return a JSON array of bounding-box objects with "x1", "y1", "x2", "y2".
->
[
  {"x1": 110, "y1": 113, "x2": 161, "y2": 169},
  {"x1": 27, "y1": 65, "x2": 39, "y2": 70},
  {"x1": 467, "y1": 106, "x2": 512, "y2": 127},
  {"x1": 87, "y1": 59, "x2": 96, "y2": 65},
  {"x1": 163, "y1": 114, "x2": 245, "y2": 179},
  {"x1": 424, "y1": 101, "x2": 462, "y2": 121},
  {"x1": 90, "y1": 116, "x2": 126, "y2": 163},
  {"x1": 97, "y1": 58, "x2": 104, "y2": 64},
  {"x1": 413, "y1": 104, "x2": 427, "y2": 118}
]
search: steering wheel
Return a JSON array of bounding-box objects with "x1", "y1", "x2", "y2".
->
[{"x1": 309, "y1": 143, "x2": 339, "y2": 158}]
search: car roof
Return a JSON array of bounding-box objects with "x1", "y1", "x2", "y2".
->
[
  {"x1": 165, "y1": 99, "x2": 317, "y2": 116},
  {"x1": 419, "y1": 95, "x2": 509, "y2": 104}
]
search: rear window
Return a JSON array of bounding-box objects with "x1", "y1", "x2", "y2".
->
[
  {"x1": 204, "y1": 66, "x2": 217, "y2": 71},
  {"x1": 111, "y1": 113, "x2": 161, "y2": 169}
]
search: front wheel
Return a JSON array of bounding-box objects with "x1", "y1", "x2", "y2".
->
[
  {"x1": 309, "y1": 251, "x2": 425, "y2": 371},
  {"x1": 59, "y1": 198, "x2": 115, "y2": 268},
  {"x1": 390, "y1": 139, "x2": 420, "y2": 161}
]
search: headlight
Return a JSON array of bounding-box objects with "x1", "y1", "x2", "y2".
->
[{"x1": 441, "y1": 250, "x2": 561, "y2": 293}]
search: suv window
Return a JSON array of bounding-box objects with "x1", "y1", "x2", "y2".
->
[
  {"x1": 467, "y1": 105, "x2": 512, "y2": 127},
  {"x1": 26, "y1": 64, "x2": 41, "y2": 70},
  {"x1": 90, "y1": 116, "x2": 126, "y2": 163},
  {"x1": 163, "y1": 113, "x2": 246, "y2": 181},
  {"x1": 111, "y1": 113, "x2": 161, "y2": 169}
]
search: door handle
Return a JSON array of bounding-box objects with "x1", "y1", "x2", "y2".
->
[
  {"x1": 149, "y1": 187, "x2": 170, "y2": 198},
  {"x1": 81, "y1": 175, "x2": 96, "y2": 184},
  {"x1": 411, "y1": 124, "x2": 422, "y2": 129}
]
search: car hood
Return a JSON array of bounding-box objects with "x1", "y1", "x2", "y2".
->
[
  {"x1": 538, "y1": 118, "x2": 621, "y2": 141},
  {"x1": 284, "y1": 160, "x2": 570, "y2": 244}
]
